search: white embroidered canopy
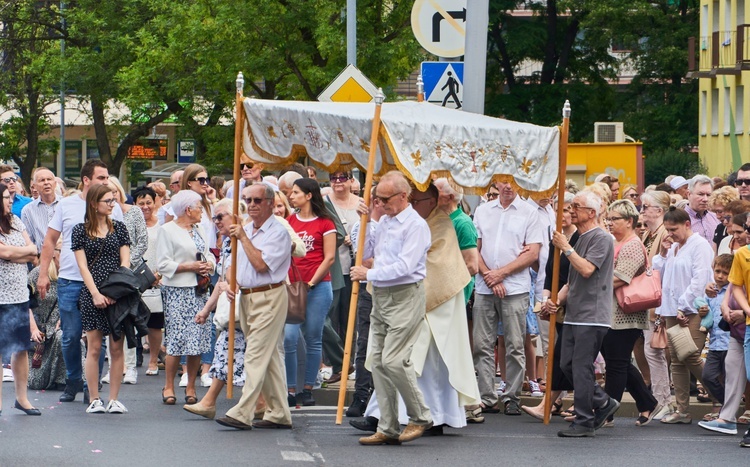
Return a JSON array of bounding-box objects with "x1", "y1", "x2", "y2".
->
[{"x1": 242, "y1": 99, "x2": 560, "y2": 198}]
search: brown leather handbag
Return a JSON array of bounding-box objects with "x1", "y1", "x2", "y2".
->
[
  {"x1": 285, "y1": 260, "x2": 307, "y2": 324},
  {"x1": 650, "y1": 316, "x2": 667, "y2": 350}
]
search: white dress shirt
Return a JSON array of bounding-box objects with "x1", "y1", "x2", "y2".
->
[
  {"x1": 21, "y1": 194, "x2": 61, "y2": 253},
  {"x1": 653, "y1": 232, "x2": 714, "y2": 317},
  {"x1": 363, "y1": 205, "x2": 430, "y2": 287},
  {"x1": 235, "y1": 215, "x2": 292, "y2": 288},
  {"x1": 473, "y1": 195, "x2": 543, "y2": 296}
]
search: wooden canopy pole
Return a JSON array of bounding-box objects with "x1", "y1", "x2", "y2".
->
[
  {"x1": 335, "y1": 88, "x2": 385, "y2": 424},
  {"x1": 543, "y1": 100, "x2": 571, "y2": 424},
  {"x1": 226, "y1": 72, "x2": 245, "y2": 399}
]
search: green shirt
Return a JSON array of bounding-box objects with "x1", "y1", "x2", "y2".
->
[{"x1": 450, "y1": 207, "x2": 478, "y2": 303}]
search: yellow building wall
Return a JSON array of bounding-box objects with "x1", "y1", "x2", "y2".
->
[
  {"x1": 567, "y1": 143, "x2": 643, "y2": 192},
  {"x1": 698, "y1": 0, "x2": 750, "y2": 176}
]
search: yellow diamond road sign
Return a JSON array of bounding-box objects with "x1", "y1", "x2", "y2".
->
[{"x1": 318, "y1": 65, "x2": 379, "y2": 103}]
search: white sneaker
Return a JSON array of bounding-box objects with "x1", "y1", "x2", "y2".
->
[
  {"x1": 86, "y1": 398, "x2": 106, "y2": 414},
  {"x1": 200, "y1": 373, "x2": 212, "y2": 387},
  {"x1": 348, "y1": 370, "x2": 356, "y2": 381},
  {"x1": 123, "y1": 368, "x2": 137, "y2": 385},
  {"x1": 496, "y1": 380, "x2": 507, "y2": 395},
  {"x1": 179, "y1": 373, "x2": 188, "y2": 387},
  {"x1": 2, "y1": 367, "x2": 14, "y2": 382},
  {"x1": 319, "y1": 366, "x2": 333, "y2": 381},
  {"x1": 529, "y1": 379, "x2": 544, "y2": 397},
  {"x1": 652, "y1": 403, "x2": 674, "y2": 421},
  {"x1": 106, "y1": 399, "x2": 128, "y2": 414},
  {"x1": 100, "y1": 372, "x2": 111, "y2": 384}
]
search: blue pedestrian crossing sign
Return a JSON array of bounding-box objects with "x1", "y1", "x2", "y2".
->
[{"x1": 421, "y1": 61, "x2": 464, "y2": 110}]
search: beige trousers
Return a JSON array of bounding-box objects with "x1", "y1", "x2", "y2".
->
[
  {"x1": 226, "y1": 286, "x2": 291, "y2": 426},
  {"x1": 665, "y1": 314, "x2": 706, "y2": 414},
  {"x1": 370, "y1": 282, "x2": 432, "y2": 438}
]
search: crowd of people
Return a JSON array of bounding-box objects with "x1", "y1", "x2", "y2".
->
[{"x1": 1, "y1": 158, "x2": 750, "y2": 450}]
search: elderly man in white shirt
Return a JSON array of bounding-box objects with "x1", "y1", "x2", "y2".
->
[
  {"x1": 472, "y1": 181, "x2": 542, "y2": 416},
  {"x1": 21, "y1": 168, "x2": 61, "y2": 254},
  {"x1": 350, "y1": 171, "x2": 433, "y2": 446},
  {"x1": 215, "y1": 182, "x2": 293, "y2": 431}
]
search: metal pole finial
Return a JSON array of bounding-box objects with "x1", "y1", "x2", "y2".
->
[
  {"x1": 375, "y1": 87, "x2": 385, "y2": 105},
  {"x1": 416, "y1": 75, "x2": 424, "y2": 96},
  {"x1": 236, "y1": 72, "x2": 245, "y2": 94},
  {"x1": 562, "y1": 100, "x2": 571, "y2": 119}
]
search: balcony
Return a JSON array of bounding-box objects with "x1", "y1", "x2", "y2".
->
[{"x1": 689, "y1": 27, "x2": 750, "y2": 77}]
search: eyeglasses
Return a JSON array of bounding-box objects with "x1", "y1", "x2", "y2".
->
[
  {"x1": 604, "y1": 216, "x2": 623, "y2": 223},
  {"x1": 571, "y1": 203, "x2": 594, "y2": 211},
  {"x1": 374, "y1": 192, "x2": 403, "y2": 204},
  {"x1": 99, "y1": 198, "x2": 117, "y2": 206},
  {"x1": 243, "y1": 197, "x2": 272, "y2": 205},
  {"x1": 190, "y1": 177, "x2": 209, "y2": 185},
  {"x1": 212, "y1": 213, "x2": 229, "y2": 222},
  {"x1": 330, "y1": 176, "x2": 349, "y2": 183},
  {"x1": 736, "y1": 179, "x2": 750, "y2": 186},
  {"x1": 241, "y1": 164, "x2": 254, "y2": 170},
  {"x1": 1, "y1": 176, "x2": 18, "y2": 183},
  {"x1": 486, "y1": 192, "x2": 499, "y2": 200}
]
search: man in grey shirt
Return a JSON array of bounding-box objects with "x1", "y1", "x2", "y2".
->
[{"x1": 544, "y1": 190, "x2": 619, "y2": 437}]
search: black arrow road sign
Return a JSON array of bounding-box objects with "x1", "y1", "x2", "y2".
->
[{"x1": 432, "y1": 8, "x2": 466, "y2": 42}]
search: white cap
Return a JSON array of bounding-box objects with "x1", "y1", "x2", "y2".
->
[{"x1": 669, "y1": 176, "x2": 688, "y2": 190}]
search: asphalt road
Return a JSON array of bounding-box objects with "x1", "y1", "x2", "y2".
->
[{"x1": 2, "y1": 371, "x2": 748, "y2": 466}]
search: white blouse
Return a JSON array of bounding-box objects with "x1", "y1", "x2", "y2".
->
[{"x1": 653, "y1": 233, "x2": 714, "y2": 317}]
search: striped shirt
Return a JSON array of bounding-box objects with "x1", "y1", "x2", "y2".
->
[{"x1": 20, "y1": 195, "x2": 61, "y2": 253}]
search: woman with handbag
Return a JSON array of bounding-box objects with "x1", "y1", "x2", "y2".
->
[
  {"x1": 600, "y1": 199, "x2": 660, "y2": 426},
  {"x1": 284, "y1": 178, "x2": 336, "y2": 407},
  {"x1": 639, "y1": 190, "x2": 673, "y2": 418},
  {"x1": 27, "y1": 242, "x2": 67, "y2": 391},
  {"x1": 134, "y1": 186, "x2": 164, "y2": 376},
  {"x1": 156, "y1": 190, "x2": 215, "y2": 406},
  {"x1": 0, "y1": 182, "x2": 44, "y2": 416},
  {"x1": 653, "y1": 206, "x2": 715, "y2": 424},
  {"x1": 72, "y1": 184, "x2": 132, "y2": 414}
]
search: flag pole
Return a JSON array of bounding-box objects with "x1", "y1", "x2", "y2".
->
[
  {"x1": 335, "y1": 88, "x2": 385, "y2": 424},
  {"x1": 544, "y1": 100, "x2": 570, "y2": 424},
  {"x1": 226, "y1": 72, "x2": 245, "y2": 399}
]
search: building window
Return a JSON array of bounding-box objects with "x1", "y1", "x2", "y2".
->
[
  {"x1": 64, "y1": 141, "x2": 83, "y2": 179},
  {"x1": 712, "y1": 88, "x2": 720, "y2": 135},
  {"x1": 737, "y1": 86, "x2": 745, "y2": 134},
  {"x1": 724, "y1": 86, "x2": 732, "y2": 135},
  {"x1": 701, "y1": 91, "x2": 708, "y2": 136},
  {"x1": 739, "y1": 0, "x2": 746, "y2": 27}
]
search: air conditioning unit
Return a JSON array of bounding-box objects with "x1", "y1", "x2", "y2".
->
[{"x1": 594, "y1": 122, "x2": 625, "y2": 143}]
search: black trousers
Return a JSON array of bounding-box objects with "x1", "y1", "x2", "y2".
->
[
  {"x1": 702, "y1": 350, "x2": 727, "y2": 404},
  {"x1": 600, "y1": 328, "x2": 658, "y2": 414},
  {"x1": 353, "y1": 287, "x2": 373, "y2": 400}
]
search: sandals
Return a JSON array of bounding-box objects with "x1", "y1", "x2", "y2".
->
[
  {"x1": 145, "y1": 368, "x2": 159, "y2": 376},
  {"x1": 162, "y1": 388, "x2": 176, "y2": 405},
  {"x1": 185, "y1": 390, "x2": 198, "y2": 405},
  {"x1": 696, "y1": 387, "x2": 711, "y2": 403},
  {"x1": 550, "y1": 400, "x2": 563, "y2": 417},
  {"x1": 738, "y1": 410, "x2": 750, "y2": 425}
]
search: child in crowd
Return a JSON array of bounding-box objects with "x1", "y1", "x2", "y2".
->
[{"x1": 699, "y1": 254, "x2": 733, "y2": 421}]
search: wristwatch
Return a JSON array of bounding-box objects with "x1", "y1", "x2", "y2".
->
[
  {"x1": 564, "y1": 248, "x2": 574, "y2": 257},
  {"x1": 308, "y1": 282, "x2": 316, "y2": 289}
]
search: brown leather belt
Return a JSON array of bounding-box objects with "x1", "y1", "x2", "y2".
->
[{"x1": 239, "y1": 282, "x2": 284, "y2": 294}]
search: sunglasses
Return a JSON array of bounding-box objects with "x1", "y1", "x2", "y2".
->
[
  {"x1": 169, "y1": 180, "x2": 180, "y2": 186},
  {"x1": 241, "y1": 164, "x2": 254, "y2": 170},
  {"x1": 330, "y1": 175, "x2": 349, "y2": 183},
  {"x1": 1, "y1": 176, "x2": 18, "y2": 183},
  {"x1": 627, "y1": 193, "x2": 639, "y2": 199},
  {"x1": 374, "y1": 192, "x2": 403, "y2": 204},
  {"x1": 212, "y1": 213, "x2": 229, "y2": 222},
  {"x1": 487, "y1": 193, "x2": 499, "y2": 200},
  {"x1": 190, "y1": 177, "x2": 209, "y2": 185},
  {"x1": 243, "y1": 196, "x2": 271, "y2": 205},
  {"x1": 736, "y1": 179, "x2": 750, "y2": 186}
]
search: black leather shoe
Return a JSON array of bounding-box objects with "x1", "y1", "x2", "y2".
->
[
  {"x1": 59, "y1": 379, "x2": 82, "y2": 403},
  {"x1": 216, "y1": 416, "x2": 253, "y2": 430},
  {"x1": 298, "y1": 389, "x2": 315, "y2": 406},
  {"x1": 14, "y1": 400, "x2": 41, "y2": 416},
  {"x1": 349, "y1": 416, "x2": 379, "y2": 432},
  {"x1": 345, "y1": 397, "x2": 369, "y2": 418}
]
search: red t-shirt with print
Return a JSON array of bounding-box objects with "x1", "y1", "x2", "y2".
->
[{"x1": 287, "y1": 213, "x2": 336, "y2": 283}]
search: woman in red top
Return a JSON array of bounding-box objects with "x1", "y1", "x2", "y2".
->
[{"x1": 284, "y1": 178, "x2": 336, "y2": 407}]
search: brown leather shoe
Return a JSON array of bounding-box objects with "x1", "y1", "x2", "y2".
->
[
  {"x1": 183, "y1": 403, "x2": 216, "y2": 420},
  {"x1": 252, "y1": 419, "x2": 292, "y2": 429},
  {"x1": 216, "y1": 416, "x2": 253, "y2": 430},
  {"x1": 399, "y1": 422, "x2": 433, "y2": 443},
  {"x1": 359, "y1": 432, "x2": 401, "y2": 445},
  {"x1": 326, "y1": 372, "x2": 343, "y2": 384}
]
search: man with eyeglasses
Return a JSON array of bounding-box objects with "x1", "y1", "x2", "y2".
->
[
  {"x1": 734, "y1": 163, "x2": 750, "y2": 201},
  {"x1": 471, "y1": 181, "x2": 542, "y2": 417},
  {"x1": 37, "y1": 159, "x2": 123, "y2": 404},
  {"x1": 685, "y1": 175, "x2": 720, "y2": 244},
  {"x1": 350, "y1": 171, "x2": 433, "y2": 445},
  {"x1": 226, "y1": 162, "x2": 264, "y2": 200},
  {"x1": 215, "y1": 182, "x2": 293, "y2": 431},
  {"x1": 543, "y1": 190, "x2": 618, "y2": 437},
  {"x1": 158, "y1": 170, "x2": 183, "y2": 225},
  {"x1": 0, "y1": 165, "x2": 32, "y2": 217}
]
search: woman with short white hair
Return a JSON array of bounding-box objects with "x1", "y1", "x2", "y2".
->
[{"x1": 156, "y1": 190, "x2": 216, "y2": 406}]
